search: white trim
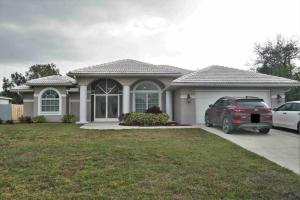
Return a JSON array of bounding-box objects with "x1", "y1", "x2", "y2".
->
[
  {"x1": 122, "y1": 85, "x2": 130, "y2": 114},
  {"x1": 180, "y1": 95, "x2": 195, "y2": 99},
  {"x1": 23, "y1": 99, "x2": 34, "y2": 103},
  {"x1": 79, "y1": 85, "x2": 88, "y2": 123},
  {"x1": 166, "y1": 90, "x2": 173, "y2": 121},
  {"x1": 69, "y1": 99, "x2": 91, "y2": 103},
  {"x1": 38, "y1": 87, "x2": 62, "y2": 115}
]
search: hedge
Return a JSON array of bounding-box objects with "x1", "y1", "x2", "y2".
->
[
  {"x1": 123, "y1": 112, "x2": 169, "y2": 126},
  {"x1": 62, "y1": 114, "x2": 76, "y2": 123},
  {"x1": 32, "y1": 115, "x2": 47, "y2": 123}
]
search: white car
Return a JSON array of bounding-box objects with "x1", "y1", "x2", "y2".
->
[{"x1": 272, "y1": 101, "x2": 300, "y2": 134}]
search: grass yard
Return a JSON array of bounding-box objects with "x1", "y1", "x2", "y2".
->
[{"x1": 0, "y1": 124, "x2": 300, "y2": 199}]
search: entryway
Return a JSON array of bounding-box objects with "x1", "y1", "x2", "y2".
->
[
  {"x1": 94, "y1": 95, "x2": 120, "y2": 121},
  {"x1": 92, "y1": 79, "x2": 122, "y2": 122}
]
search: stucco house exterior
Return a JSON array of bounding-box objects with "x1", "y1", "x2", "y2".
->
[{"x1": 11, "y1": 59, "x2": 300, "y2": 124}]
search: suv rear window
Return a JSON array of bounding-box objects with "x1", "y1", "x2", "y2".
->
[{"x1": 235, "y1": 99, "x2": 268, "y2": 108}]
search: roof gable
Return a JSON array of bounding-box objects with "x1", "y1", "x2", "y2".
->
[
  {"x1": 172, "y1": 65, "x2": 300, "y2": 87},
  {"x1": 26, "y1": 75, "x2": 76, "y2": 86}
]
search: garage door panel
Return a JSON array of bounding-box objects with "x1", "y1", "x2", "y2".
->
[{"x1": 195, "y1": 90, "x2": 271, "y2": 124}]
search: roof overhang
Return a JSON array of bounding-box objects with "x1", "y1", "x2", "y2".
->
[
  {"x1": 10, "y1": 88, "x2": 34, "y2": 92},
  {"x1": 0, "y1": 96, "x2": 12, "y2": 100},
  {"x1": 26, "y1": 83, "x2": 74, "y2": 86},
  {"x1": 170, "y1": 82, "x2": 300, "y2": 87}
]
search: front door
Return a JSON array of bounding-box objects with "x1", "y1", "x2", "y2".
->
[{"x1": 94, "y1": 95, "x2": 119, "y2": 121}]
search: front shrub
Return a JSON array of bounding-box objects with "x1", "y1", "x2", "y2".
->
[
  {"x1": 19, "y1": 116, "x2": 32, "y2": 123},
  {"x1": 123, "y1": 112, "x2": 169, "y2": 126},
  {"x1": 19, "y1": 115, "x2": 25, "y2": 123},
  {"x1": 145, "y1": 106, "x2": 162, "y2": 114},
  {"x1": 24, "y1": 116, "x2": 33, "y2": 123},
  {"x1": 32, "y1": 115, "x2": 47, "y2": 123},
  {"x1": 6, "y1": 120, "x2": 14, "y2": 124},
  {"x1": 62, "y1": 114, "x2": 76, "y2": 123},
  {"x1": 0, "y1": 118, "x2": 3, "y2": 124}
]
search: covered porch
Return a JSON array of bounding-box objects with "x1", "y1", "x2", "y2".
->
[{"x1": 76, "y1": 78, "x2": 174, "y2": 123}]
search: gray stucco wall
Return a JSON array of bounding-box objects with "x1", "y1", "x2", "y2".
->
[
  {"x1": 32, "y1": 86, "x2": 68, "y2": 122},
  {"x1": 173, "y1": 87, "x2": 288, "y2": 125},
  {"x1": 0, "y1": 105, "x2": 12, "y2": 121},
  {"x1": 23, "y1": 102, "x2": 34, "y2": 117},
  {"x1": 174, "y1": 88, "x2": 196, "y2": 125}
]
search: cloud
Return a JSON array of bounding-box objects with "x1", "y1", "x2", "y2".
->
[{"x1": 0, "y1": 0, "x2": 199, "y2": 64}]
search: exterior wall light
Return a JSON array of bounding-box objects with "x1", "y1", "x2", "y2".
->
[{"x1": 186, "y1": 94, "x2": 192, "y2": 104}]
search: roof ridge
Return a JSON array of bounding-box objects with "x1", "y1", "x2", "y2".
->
[{"x1": 68, "y1": 59, "x2": 189, "y2": 75}]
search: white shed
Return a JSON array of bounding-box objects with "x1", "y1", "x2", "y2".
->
[{"x1": 0, "y1": 96, "x2": 12, "y2": 104}]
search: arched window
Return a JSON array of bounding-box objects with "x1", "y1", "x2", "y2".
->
[
  {"x1": 39, "y1": 88, "x2": 60, "y2": 114},
  {"x1": 134, "y1": 81, "x2": 161, "y2": 112},
  {"x1": 93, "y1": 79, "x2": 122, "y2": 94}
]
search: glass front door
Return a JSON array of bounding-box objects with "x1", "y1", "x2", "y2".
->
[
  {"x1": 94, "y1": 95, "x2": 120, "y2": 121},
  {"x1": 95, "y1": 96, "x2": 106, "y2": 119}
]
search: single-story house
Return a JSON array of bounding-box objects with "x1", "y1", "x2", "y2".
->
[
  {"x1": 0, "y1": 96, "x2": 12, "y2": 121},
  {"x1": 11, "y1": 59, "x2": 300, "y2": 124}
]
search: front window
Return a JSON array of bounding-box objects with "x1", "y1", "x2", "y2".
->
[
  {"x1": 134, "y1": 81, "x2": 161, "y2": 112},
  {"x1": 40, "y1": 89, "x2": 60, "y2": 113}
]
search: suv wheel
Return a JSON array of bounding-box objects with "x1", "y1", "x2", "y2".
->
[
  {"x1": 205, "y1": 114, "x2": 212, "y2": 127},
  {"x1": 298, "y1": 123, "x2": 300, "y2": 134},
  {"x1": 259, "y1": 128, "x2": 270, "y2": 134},
  {"x1": 222, "y1": 117, "x2": 233, "y2": 134}
]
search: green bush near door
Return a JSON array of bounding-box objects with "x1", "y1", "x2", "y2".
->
[{"x1": 123, "y1": 112, "x2": 169, "y2": 126}]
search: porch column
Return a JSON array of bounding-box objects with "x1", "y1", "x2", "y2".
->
[
  {"x1": 123, "y1": 85, "x2": 130, "y2": 114},
  {"x1": 79, "y1": 85, "x2": 88, "y2": 123},
  {"x1": 166, "y1": 90, "x2": 173, "y2": 121}
]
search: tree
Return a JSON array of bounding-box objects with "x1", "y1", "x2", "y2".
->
[
  {"x1": 253, "y1": 35, "x2": 300, "y2": 101},
  {"x1": 1, "y1": 63, "x2": 60, "y2": 104},
  {"x1": 1, "y1": 77, "x2": 23, "y2": 104},
  {"x1": 11, "y1": 72, "x2": 26, "y2": 86},
  {"x1": 25, "y1": 63, "x2": 60, "y2": 80}
]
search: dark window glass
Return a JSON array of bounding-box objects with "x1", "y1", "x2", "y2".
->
[
  {"x1": 236, "y1": 99, "x2": 268, "y2": 108},
  {"x1": 291, "y1": 103, "x2": 300, "y2": 111},
  {"x1": 277, "y1": 103, "x2": 292, "y2": 111}
]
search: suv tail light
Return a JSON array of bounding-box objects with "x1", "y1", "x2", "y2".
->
[{"x1": 232, "y1": 115, "x2": 241, "y2": 124}]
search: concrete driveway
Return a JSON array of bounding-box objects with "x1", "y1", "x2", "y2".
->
[{"x1": 200, "y1": 125, "x2": 300, "y2": 174}]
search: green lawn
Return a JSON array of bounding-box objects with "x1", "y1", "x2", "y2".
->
[{"x1": 0, "y1": 124, "x2": 299, "y2": 199}]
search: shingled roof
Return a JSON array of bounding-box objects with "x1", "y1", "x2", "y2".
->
[
  {"x1": 172, "y1": 65, "x2": 300, "y2": 87},
  {"x1": 26, "y1": 75, "x2": 76, "y2": 86},
  {"x1": 68, "y1": 59, "x2": 190, "y2": 76}
]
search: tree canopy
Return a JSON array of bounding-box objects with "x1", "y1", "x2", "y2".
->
[
  {"x1": 253, "y1": 35, "x2": 300, "y2": 101},
  {"x1": 1, "y1": 63, "x2": 60, "y2": 104},
  {"x1": 25, "y1": 63, "x2": 60, "y2": 80}
]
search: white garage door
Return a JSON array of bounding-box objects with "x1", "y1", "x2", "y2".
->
[{"x1": 195, "y1": 90, "x2": 271, "y2": 124}]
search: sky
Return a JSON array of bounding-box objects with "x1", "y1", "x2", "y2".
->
[{"x1": 0, "y1": 0, "x2": 299, "y2": 85}]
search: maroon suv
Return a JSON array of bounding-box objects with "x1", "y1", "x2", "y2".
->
[{"x1": 205, "y1": 96, "x2": 272, "y2": 134}]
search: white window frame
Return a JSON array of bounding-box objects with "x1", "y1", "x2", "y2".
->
[
  {"x1": 132, "y1": 81, "x2": 162, "y2": 112},
  {"x1": 38, "y1": 87, "x2": 62, "y2": 115}
]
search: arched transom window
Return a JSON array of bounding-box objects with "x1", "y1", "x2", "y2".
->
[
  {"x1": 40, "y1": 89, "x2": 60, "y2": 113},
  {"x1": 134, "y1": 81, "x2": 161, "y2": 112},
  {"x1": 93, "y1": 79, "x2": 122, "y2": 94}
]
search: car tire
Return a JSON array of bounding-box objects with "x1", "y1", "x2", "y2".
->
[
  {"x1": 222, "y1": 117, "x2": 233, "y2": 134},
  {"x1": 259, "y1": 128, "x2": 270, "y2": 134},
  {"x1": 205, "y1": 114, "x2": 213, "y2": 127},
  {"x1": 298, "y1": 122, "x2": 300, "y2": 134}
]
